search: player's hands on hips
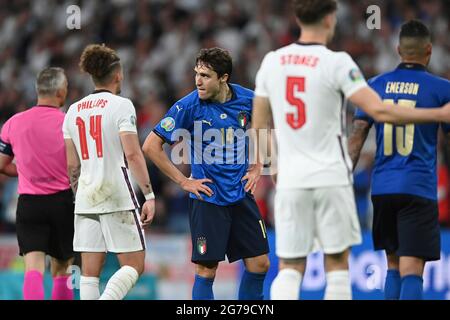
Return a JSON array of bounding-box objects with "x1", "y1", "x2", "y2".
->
[
  {"x1": 141, "y1": 199, "x2": 156, "y2": 227},
  {"x1": 242, "y1": 163, "x2": 263, "y2": 194},
  {"x1": 180, "y1": 177, "x2": 213, "y2": 201}
]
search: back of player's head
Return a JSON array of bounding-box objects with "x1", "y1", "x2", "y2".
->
[
  {"x1": 399, "y1": 20, "x2": 431, "y2": 58},
  {"x1": 35, "y1": 67, "x2": 67, "y2": 97},
  {"x1": 293, "y1": 0, "x2": 337, "y2": 25},
  {"x1": 196, "y1": 47, "x2": 232, "y2": 81},
  {"x1": 79, "y1": 44, "x2": 121, "y2": 86}
]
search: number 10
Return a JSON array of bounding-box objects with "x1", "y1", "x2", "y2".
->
[{"x1": 383, "y1": 99, "x2": 416, "y2": 156}]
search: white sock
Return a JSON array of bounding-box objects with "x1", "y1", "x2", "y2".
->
[
  {"x1": 80, "y1": 276, "x2": 100, "y2": 300},
  {"x1": 324, "y1": 270, "x2": 352, "y2": 300},
  {"x1": 270, "y1": 268, "x2": 302, "y2": 300},
  {"x1": 99, "y1": 266, "x2": 139, "y2": 300}
]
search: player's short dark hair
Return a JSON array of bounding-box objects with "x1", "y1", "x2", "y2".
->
[
  {"x1": 79, "y1": 44, "x2": 121, "y2": 85},
  {"x1": 293, "y1": 0, "x2": 337, "y2": 25},
  {"x1": 399, "y1": 20, "x2": 431, "y2": 41},
  {"x1": 195, "y1": 47, "x2": 232, "y2": 81}
]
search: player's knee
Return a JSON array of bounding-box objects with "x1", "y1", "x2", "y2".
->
[
  {"x1": 325, "y1": 250, "x2": 350, "y2": 272},
  {"x1": 50, "y1": 258, "x2": 74, "y2": 277},
  {"x1": 196, "y1": 262, "x2": 218, "y2": 278},
  {"x1": 253, "y1": 256, "x2": 270, "y2": 273}
]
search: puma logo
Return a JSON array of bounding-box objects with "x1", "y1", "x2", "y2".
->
[{"x1": 202, "y1": 119, "x2": 213, "y2": 126}]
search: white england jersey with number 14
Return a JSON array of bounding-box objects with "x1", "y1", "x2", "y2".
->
[
  {"x1": 255, "y1": 43, "x2": 368, "y2": 189},
  {"x1": 63, "y1": 91, "x2": 139, "y2": 214}
]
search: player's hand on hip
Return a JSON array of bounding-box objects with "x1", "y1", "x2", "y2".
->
[
  {"x1": 141, "y1": 199, "x2": 156, "y2": 227},
  {"x1": 242, "y1": 163, "x2": 263, "y2": 194},
  {"x1": 180, "y1": 177, "x2": 213, "y2": 201}
]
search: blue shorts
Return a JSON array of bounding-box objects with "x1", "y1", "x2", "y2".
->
[
  {"x1": 371, "y1": 194, "x2": 440, "y2": 261},
  {"x1": 189, "y1": 193, "x2": 269, "y2": 263}
]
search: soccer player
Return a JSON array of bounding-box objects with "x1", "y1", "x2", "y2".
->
[
  {"x1": 0, "y1": 67, "x2": 74, "y2": 300},
  {"x1": 63, "y1": 44, "x2": 156, "y2": 300},
  {"x1": 143, "y1": 47, "x2": 270, "y2": 300},
  {"x1": 252, "y1": 0, "x2": 450, "y2": 300},
  {"x1": 348, "y1": 20, "x2": 450, "y2": 300}
]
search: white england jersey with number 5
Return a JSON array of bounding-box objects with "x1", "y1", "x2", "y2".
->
[
  {"x1": 63, "y1": 91, "x2": 139, "y2": 214},
  {"x1": 255, "y1": 43, "x2": 368, "y2": 189}
]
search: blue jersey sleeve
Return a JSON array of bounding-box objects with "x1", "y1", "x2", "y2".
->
[
  {"x1": 153, "y1": 102, "x2": 195, "y2": 144},
  {"x1": 354, "y1": 77, "x2": 382, "y2": 125}
]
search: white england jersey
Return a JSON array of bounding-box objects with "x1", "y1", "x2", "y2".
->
[
  {"x1": 255, "y1": 43, "x2": 367, "y2": 189},
  {"x1": 63, "y1": 91, "x2": 139, "y2": 214}
]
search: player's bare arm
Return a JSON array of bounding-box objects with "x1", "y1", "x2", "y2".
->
[
  {"x1": 350, "y1": 87, "x2": 450, "y2": 124},
  {"x1": 120, "y1": 131, "x2": 155, "y2": 226},
  {"x1": 348, "y1": 119, "x2": 371, "y2": 170},
  {"x1": 251, "y1": 95, "x2": 274, "y2": 186},
  {"x1": 65, "y1": 138, "x2": 81, "y2": 194},
  {"x1": 0, "y1": 154, "x2": 17, "y2": 177},
  {"x1": 142, "y1": 132, "x2": 213, "y2": 201}
]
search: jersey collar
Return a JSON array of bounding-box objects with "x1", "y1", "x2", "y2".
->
[
  {"x1": 397, "y1": 63, "x2": 427, "y2": 71},
  {"x1": 92, "y1": 89, "x2": 113, "y2": 94},
  {"x1": 295, "y1": 41, "x2": 325, "y2": 46}
]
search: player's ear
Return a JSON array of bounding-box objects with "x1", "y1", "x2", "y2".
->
[
  {"x1": 425, "y1": 43, "x2": 432, "y2": 58},
  {"x1": 397, "y1": 45, "x2": 402, "y2": 57},
  {"x1": 221, "y1": 73, "x2": 229, "y2": 84}
]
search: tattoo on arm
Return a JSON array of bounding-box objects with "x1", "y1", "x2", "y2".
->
[
  {"x1": 69, "y1": 166, "x2": 81, "y2": 194},
  {"x1": 348, "y1": 120, "x2": 371, "y2": 170}
]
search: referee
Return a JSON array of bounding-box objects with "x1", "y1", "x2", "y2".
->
[{"x1": 0, "y1": 67, "x2": 75, "y2": 300}]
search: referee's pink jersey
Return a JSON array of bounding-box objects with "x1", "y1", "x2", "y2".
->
[{"x1": 0, "y1": 105, "x2": 70, "y2": 195}]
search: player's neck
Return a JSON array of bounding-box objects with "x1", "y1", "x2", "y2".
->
[
  {"x1": 211, "y1": 84, "x2": 232, "y2": 104},
  {"x1": 36, "y1": 97, "x2": 60, "y2": 108},
  {"x1": 298, "y1": 29, "x2": 328, "y2": 45},
  {"x1": 401, "y1": 59, "x2": 427, "y2": 67},
  {"x1": 94, "y1": 84, "x2": 117, "y2": 95}
]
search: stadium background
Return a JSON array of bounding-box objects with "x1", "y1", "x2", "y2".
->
[{"x1": 0, "y1": 0, "x2": 449, "y2": 299}]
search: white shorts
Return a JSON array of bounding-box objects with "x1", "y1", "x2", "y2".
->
[
  {"x1": 73, "y1": 210, "x2": 146, "y2": 253},
  {"x1": 274, "y1": 185, "x2": 362, "y2": 258}
]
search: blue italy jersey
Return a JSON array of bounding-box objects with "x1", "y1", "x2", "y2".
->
[
  {"x1": 154, "y1": 84, "x2": 254, "y2": 206},
  {"x1": 355, "y1": 63, "x2": 450, "y2": 200}
]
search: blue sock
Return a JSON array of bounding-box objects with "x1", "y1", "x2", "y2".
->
[
  {"x1": 238, "y1": 270, "x2": 266, "y2": 300},
  {"x1": 400, "y1": 275, "x2": 423, "y2": 300},
  {"x1": 384, "y1": 269, "x2": 401, "y2": 300},
  {"x1": 192, "y1": 275, "x2": 214, "y2": 300}
]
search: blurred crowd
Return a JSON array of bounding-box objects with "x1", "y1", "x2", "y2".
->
[{"x1": 0, "y1": 0, "x2": 449, "y2": 233}]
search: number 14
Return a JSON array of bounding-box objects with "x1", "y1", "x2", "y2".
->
[{"x1": 76, "y1": 115, "x2": 103, "y2": 160}]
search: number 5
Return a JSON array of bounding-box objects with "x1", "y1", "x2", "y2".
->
[{"x1": 286, "y1": 77, "x2": 306, "y2": 130}]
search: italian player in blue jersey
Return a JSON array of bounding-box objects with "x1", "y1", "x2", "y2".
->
[
  {"x1": 349, "y1": 20, "x2": 450, "y2": 300},
  {"x1": 143, "y1": 48, "x2": 270, "y2": 300}
]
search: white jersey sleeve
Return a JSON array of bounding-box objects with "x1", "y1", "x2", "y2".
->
[
  {"x1": 62, "y1": 112, "x2": 71, "y2": 139},
  {"x1": 255, "y1": 51, "x2": 276, "y2": 98},
  {"x1": 331, "y1": 52, "x2": 367, "y2": 98},
  {"x1": 116, "y1": 99, "x2": 138, "y2": 133}
]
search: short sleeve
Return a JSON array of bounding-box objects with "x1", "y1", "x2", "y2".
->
[
  {"x1": 62, "y1": 111, "x2": 72, "y2": 139},
  {"x1": 117, "y1": 99, "x2": 138, "y2": 133},
  {"x1": 254, "y1": 51, "x2": 275, "y2": 98},
  {"x1": 333, "y1": 52, "x2": 368, "y2": 98},
  {"x1": 153, "y1": 102, "x2": 194, "y2": 145},
  {"x1": 0, "y1": 119, "x2": 13, "y2": 156}
]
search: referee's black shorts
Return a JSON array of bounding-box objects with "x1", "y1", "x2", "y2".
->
[
  {"x1": 16, "y1": 189, "x2": 75, "y2": 260},
  {"x1": 371, "y1": 194, "x2": 440, "y2": 261}
]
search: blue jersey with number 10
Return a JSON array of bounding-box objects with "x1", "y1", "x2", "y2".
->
[{"x1": 355, "y1": 63, "x2": 450, "y2": 200}]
